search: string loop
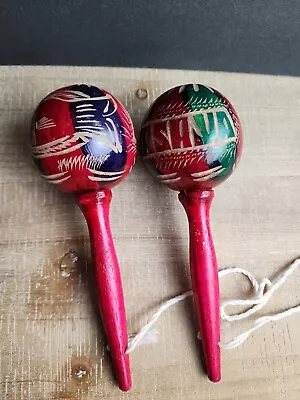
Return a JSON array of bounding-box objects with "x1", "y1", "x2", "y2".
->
[{"x1": 126, "y1": 258, "x2": 300, "y2": 354}]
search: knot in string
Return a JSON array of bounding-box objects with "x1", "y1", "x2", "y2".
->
[{"x1": 126, "y1": 258, "x2": 300, "y2": 354}]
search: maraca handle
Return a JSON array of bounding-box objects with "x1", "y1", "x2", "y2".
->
[
  {"x1": 179, "y1": 190, "x2": 220, "y2": 383},
  {"x1": 76, "y1": 190, "x2": 131, "y2": 391}
]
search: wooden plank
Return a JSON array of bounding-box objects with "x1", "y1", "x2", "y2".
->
[{"x1": 0, "y1": 66, "x2": 299, "y2": 399}]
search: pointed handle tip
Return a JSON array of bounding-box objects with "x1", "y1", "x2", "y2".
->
[
  {"x1": 205, "y1": 350, "x2": 221, "y2": 383},
  {"x1": 117, "y1": 363, "x2": 132, "y2": 391},
  {"x1": 208, "y1": 370, "x2": 221, "y2": 383},
  {"x1": 119, "y1": 380, "x2": 132, "y2": 392},
  {"x1": 113, "y1": 351, "x2": 132, "y2": 392}
]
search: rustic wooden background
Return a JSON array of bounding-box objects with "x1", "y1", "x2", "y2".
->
[{"x1": 0, "y1": 66, "x2": 299, "y2": 399}]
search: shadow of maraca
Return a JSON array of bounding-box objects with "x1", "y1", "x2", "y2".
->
[{"x1": 133, "y1": 149, "x2": 207, "y2": 376}]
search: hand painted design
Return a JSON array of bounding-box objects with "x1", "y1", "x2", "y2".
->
[
  {"x1": 140, "y1": 84, "x2": 242, "y2": 191},
  {"x1": 36, "y1": 117, "x2": 56, "y2": 130},
  {"x1": 87, "y1": 169, "x2": 125, "y2": 182},
  {"x1": 33, "y1": 92, "x2": 123, "y2": 158},
  {"x1": 44, "y1": 89, "x2": 111, "y2": 103},
  {"x1": 57, "y1": 154, "x2": 109, "y2": 172},
  {"x1": 42, "y1": 171, "x2": 71, "y2": 184},
  {"x1": 157, "y1": 173, "x2": 182, "y2": 184},
  {"x1": 32, "y1": 135, "x2": 85, "y2": 158},
  {"x1": 119, "y1": 107, "x2": 137, "y2": 156},
  {"x1": 155, "y1": 87, "x2": 226, "y2": 120},
  {"x1": 179, "y1": 84, "x2": 214, "y2": 94},
  {"x1": 147, "y1": 147, "x2": 206, "y2": 171},
  {"x1": 32, "y1": 84, "x2": 136, "y2": 193}
]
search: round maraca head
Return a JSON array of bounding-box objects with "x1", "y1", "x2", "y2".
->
[
  {"x1": 140, "y1": 84, "x2": 242, "y2": 192},
  {"x1": 32, "y1": 84, "x2": 136, "y2": 193}
]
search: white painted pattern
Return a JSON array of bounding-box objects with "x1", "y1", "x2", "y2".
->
[
  {"x1": 76, "y1": 119, "x2": 99, "y2": 123},
  {"x1": 155, "y1": 97, "x2": 225, "y2": 120},
  {"x1": 33, "y1": 137, "x2": 86, "y2": 159},
  {"x1": 34, "y1": 89, "x2": 135, "y2": 160},
  {"x1": 76, "y1": 103, "x2": 94, "y2": 108},
  {"x1": 75, "y1": 130, "x2": 120, "y2": 151},
  {"x1": 155, "y1": 166, "x2": 224, "y2": 185},
  {"x1": 76, "y1": 108, "x2": 96, "y2": 113},
  {"x1": 87, "y1": 169, "x2": 124, "y2": 176},
  {"x1": 179, "y1": 120, "x2": 184, "y2": 137},
  {"x1": 33, "y1": 135, "x2": 70, "y2": 151},
  {"x1": 72, "y1": 93, "x2": 122, "y2": 154},
  {"x1": 67, "y1": 166, "x2": 125, "y2": 183},
  {"x1": 79, "y1": 129, "x2": 105, "y2": 136},
  {"x1": 151, "y1": 149, "x2": 206, "y2": 171},
  {"x1": 194, "y1": 168, "x2": 225, "y2": 182},
  {"x1": 58, "y1": 155, "x2": 90, "y2": 171},
  {"x1": 76, "y1": 114, "x2": 95, "y2": 119},
  {"x1": 58, "y1": 154, "x2": 109, "y2": 171},
  {"x1": 45, "y1": 175, "x2": 71, "y2": 184},
  {"x1": 160, "y1": 177, "x2": 181, "y2": 184},
  {"x1": 44, "y1": 89, "x2": 111, "y2": 103},
  {"x1": 179, "y1": 84, "x2": 202, "y2": 93},
  {"x1": 157, "y1": 172, "x2": 177, "y2": 180},
  {"x1": 42, "y1": 171, "x2": 69, "y2": 180},
  {"x1": 143, "y1": 106, "x2": 237, "y2": 170},
  {"x1": 188, "y1": 115, "x2": 196, "y2": 147},
  {"x1": 188, "y1": 115, "x2": 203, "y2": 141},
  {"x1": 143, "y1": 106, "x2": 234, "y2": 127},
  {"x1": 102, "y1": 98, "x2": 117, "y2": 117},
  {"x1": 213, "y1": 110, "x2": 219, "y2": 141},
  {"x1": 36, "y1": 117, "x2": 56, "y2": 130},
  {"x1": 73, "y1": 125, "x2": 104, "y2": 130},
  {"x1": 159, "y1": 121, "x2": 173, "y2": 150},
  {"x1": 203, "y1": 112, "x2": 209, "y2": 133},
  {"x1": 88, "y1": 175, "x2": 121, "y2": 182},
  {"x1": 143, "y1": 137, "x2": 236, "y2": 160},
  {"x1": 122, "y1": 124, "x2": 136, "y2": 141},
  {"x1": 220, "y1": 141, "x2": 236, "y2": 161},
  {"x1": 34, "y1": 123, "x2": 123, "y2": 161},
  {"x1": 191, "y1": 165, "x2": 223, "y2": 178}
]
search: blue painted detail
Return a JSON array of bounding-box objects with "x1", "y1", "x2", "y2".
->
[{"x1": 69, "y1": 84, "x2": 127, "y2": 176}]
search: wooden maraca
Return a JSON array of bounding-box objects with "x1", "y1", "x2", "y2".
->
[
  {"x1": 31, "y1": 84, "x2": 136, "y2": 391},
  {"x1": 140, "y1": 84, "x2": 242, "y2": 382}
]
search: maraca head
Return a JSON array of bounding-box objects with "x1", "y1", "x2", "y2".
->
[
  {"x1": 140, "y1": 84, "x2": 242, "y2": 192},
  {"x1": 32, "y1": 84, "x2": 136, "y2": 193}
]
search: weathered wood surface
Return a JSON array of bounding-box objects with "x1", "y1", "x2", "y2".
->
[{"x1": 0, "y1": 66, "x2": 299, "y2": 399}]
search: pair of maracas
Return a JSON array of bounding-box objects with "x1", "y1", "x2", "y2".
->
[{"x1": 32, "y1": 84, "x2": 242, "y2": 391}]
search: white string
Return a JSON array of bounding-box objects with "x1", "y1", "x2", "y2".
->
[
  {"x1": 126, "y1": 291, "x2": 192, "y2": 353},
  {"x1": 126, "y1": 258, "x2": 300, "y2": 354}
]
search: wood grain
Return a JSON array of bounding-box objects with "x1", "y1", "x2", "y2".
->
[{"x1": 0, "y1": 66, "x2": 299, "y2": 399}]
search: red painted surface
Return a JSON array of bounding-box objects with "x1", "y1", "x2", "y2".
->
[
  {"x1": 32, "y1": 85, "x2": 137, "y2": 391},
  {"x1": 77, "y1": 190, "x2": 131, "y2": 391},
  {"x1": 141, "y1": 84, "x2": 243, "y2": 382},
  {"x1": 179, "y1": 190, "x2": 220, "y2": 382}
]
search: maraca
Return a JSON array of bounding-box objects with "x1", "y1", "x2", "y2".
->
[
  {"x1": 31, "y1": 84, "x2": 136, "y2": 391},
  {"x1": 140, "y1": 84, "x2": 242, "y2": 382}
]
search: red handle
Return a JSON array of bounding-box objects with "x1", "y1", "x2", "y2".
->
[
  {"x1": 76, "y1": 190, "x2": 131, "y2": 391},
  {"x1": 179, "y1": 190, "x2": 221, "y2": 383}
]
